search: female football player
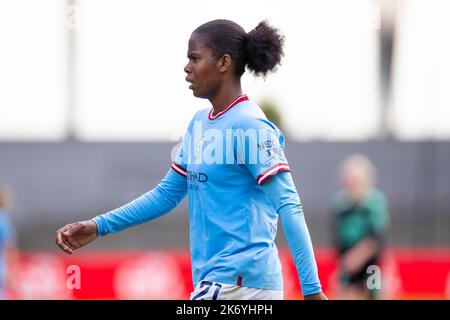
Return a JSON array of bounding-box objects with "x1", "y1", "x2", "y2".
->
[{"x1": 56, "y1": 19, "x2": 327, "y2": 300}]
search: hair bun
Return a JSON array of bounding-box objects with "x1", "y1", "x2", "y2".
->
[{"x1": 246, "y1": 20, "x2": 285, "y2": 77}]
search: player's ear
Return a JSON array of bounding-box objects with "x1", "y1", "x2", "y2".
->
[{"x1": 217, "y1": 54, "x2": 232, "y2": 73}]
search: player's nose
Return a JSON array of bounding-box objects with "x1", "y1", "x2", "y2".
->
[{"x1": 184, "y1": 62, "x2": 192, "y2": 74}]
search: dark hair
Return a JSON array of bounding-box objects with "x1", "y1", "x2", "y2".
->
[{"x1": 193, "y1": 19, "x2": 285, "y2": 77}]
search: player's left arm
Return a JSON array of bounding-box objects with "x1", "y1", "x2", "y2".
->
[
  {"x1": 236, "y1": 117, "x2": 326, "y2": 299},
  {"x1": 262, "y1": 171, "x2": 327, "y2": 300}
]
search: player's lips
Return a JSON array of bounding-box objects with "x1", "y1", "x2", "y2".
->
[{"x1": 185, "y1": 77, "x2": 195, "y2": 89}]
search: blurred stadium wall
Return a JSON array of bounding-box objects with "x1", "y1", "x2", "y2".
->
[
  {"x1": 1, "y1": 141, "x2": 449, "y2": 299},
  {"x1": 0, "y1": 141, "x2": 448, "y2": 250}
]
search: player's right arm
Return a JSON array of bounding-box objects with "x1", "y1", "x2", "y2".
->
[
  {"x1": 92, "y1": 168, "x2": 187, "y2": 236},
  {"x1": 56, "y1": 117, "x2": 194, "y2": 255},
  {"x1": 55, "y1": 166, "x2": 188, "y2": 254}
]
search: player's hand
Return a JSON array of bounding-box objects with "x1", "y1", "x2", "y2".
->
[
  {"x1": 341, "y1": 236, "x2": 379, "y2": 275},
  {"x1": 55, "y1": 220, "x2": 98, "y2": 254},
  {"x1": 304, "y1": 291, "x2": 328, "y2": 300}
]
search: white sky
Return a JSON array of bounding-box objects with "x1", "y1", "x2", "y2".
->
[
  {"x1": 0, "y1": 0, "x2": 449, "y2": 141},
  {"x1": 390, "y1": 0, "x2": 450, "y2": 140}
]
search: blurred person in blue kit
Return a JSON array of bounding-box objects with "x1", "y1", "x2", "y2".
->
[
  {"x1": 0, "y1": 187, "x2": 19, "y2": 299},
  {"x1": 331, "y1": 154, "x2": 390, "y2": 300}
]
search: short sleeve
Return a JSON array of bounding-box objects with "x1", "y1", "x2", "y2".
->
[
  {"x1": 235, "y1": 117, "x2": 290, "y2": 185},
  {"x1": 368, "y1": 192, "x2": 390, "y2": 235}
]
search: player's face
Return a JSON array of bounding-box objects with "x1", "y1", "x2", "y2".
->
[
  {"x1": 184, "y1": 33, "x2": 222, "y2": 99},
  {"x1": 339, "y1": 166, "x2": 371, "y2": 202}
]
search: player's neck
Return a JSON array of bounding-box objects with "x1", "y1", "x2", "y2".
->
[{"x1": 209, "y1": 83, "x2": 243, "y2": 116}]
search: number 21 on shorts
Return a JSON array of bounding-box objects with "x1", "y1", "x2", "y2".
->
[{"x1": 191, "y1": 281, "x2": 223, "y2": 300}]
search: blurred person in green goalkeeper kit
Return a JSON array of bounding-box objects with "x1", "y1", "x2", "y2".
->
[
  {"x1": 331, "y1": 154, "x2": 390, "y2": 300},
  {"x1": 0, "y1": 187, "x2": 19, "y2": 299}
]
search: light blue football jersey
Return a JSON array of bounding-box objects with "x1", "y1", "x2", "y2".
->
[
  {"x1": 171, "y1": 95, "x2": 291, "y2": 289},
  {"x1": 94, "y1": 94, "x2": 322, "y2": 295}
]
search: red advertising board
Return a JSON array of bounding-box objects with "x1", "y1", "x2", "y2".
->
[{"x1": 9, "y1": 248, "x2": 450, "y2": 300}]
